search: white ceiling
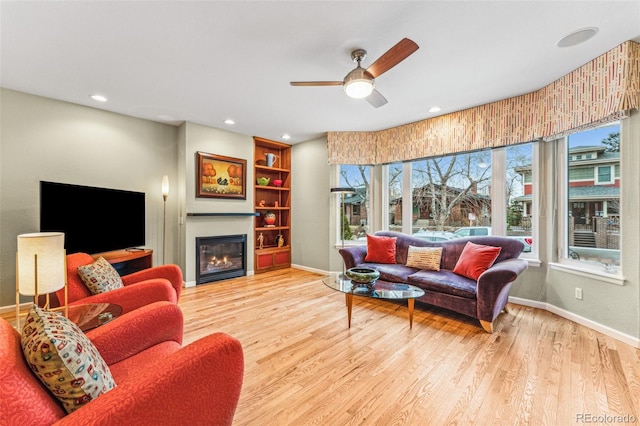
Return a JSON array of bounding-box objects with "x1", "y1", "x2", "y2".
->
[{"x1": 2, "y1": 1, "x2": 639, "y2": 144}]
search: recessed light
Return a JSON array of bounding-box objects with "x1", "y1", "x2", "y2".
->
[
  {"x1": 429, "y1": 106, "x2": 441, "y2": 113},
  {"x1": 89, "y1": 94, "x2": 107, "y2": 102},
  {"x1": 282, "y1": 134, "x2": 291, "y2": 140},
  {"x1": 557, "y1": 27, "x2": 599, "y2": 48},
  {"x1": 223, "y1": 119, "x2": 235, "y2": 125}
]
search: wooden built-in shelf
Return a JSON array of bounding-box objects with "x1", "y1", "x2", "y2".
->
[{"x1": 254, "y1": 136, "x2": 292, "y2": 273}]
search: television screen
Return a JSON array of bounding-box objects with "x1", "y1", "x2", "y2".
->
[{"x1": 40, "y1": 181, "x2": 146, "y2": 254}]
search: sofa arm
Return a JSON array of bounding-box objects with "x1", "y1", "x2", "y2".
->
[
  {"x1": 338, "y1": 246, "x2": 368, "y2": 269},
  {"x1": 476, "y1": 258, "x2": 528, "y2": 321},
  {"x1": 55, "y1": 333, "x2": 244, "y2": 426},
  {"x1": 69, "y1": 279, "x2": 178, "y2": 314},
  {"x1": 122, "y1": 264, "x2": 183, "y2": 300},
  {"x1": 86, "y1": 301, "x2": 184, "y2": 365}
]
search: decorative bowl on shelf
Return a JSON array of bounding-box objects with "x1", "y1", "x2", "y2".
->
[
  {"x1": 273, "y1": 179, "x2": 283, "y2": 187},
  {"x1": 256, "y1": 177, "x2": 270, "y2": 186}
]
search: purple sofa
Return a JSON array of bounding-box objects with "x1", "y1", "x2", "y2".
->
[{"x1": 338, "y1": 231, "x2": 528, "y2": 332}]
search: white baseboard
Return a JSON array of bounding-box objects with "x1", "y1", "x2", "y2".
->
[
  {"x1": 509, "y1": 296, "x2": 640, "y2": 348},
  {"x1": 290, "y1": 264, "x2": 329, "y2": 276}
]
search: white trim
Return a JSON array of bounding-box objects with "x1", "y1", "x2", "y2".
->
[
  {"x1": 290, "y1": 264, "x2": 329, "y2": 276},
  {"x1": 509, "y1": 296, "x2": 639, "y2": 348},
  {"x1": 524, "y1": 258, "x2": 542, "y2": 267},
  {"x1": 0, "y1": 301, "x2": 31, "y2": 315},
  {"x1": 549, "y1": 262, "x2": 625, "y2": 286}
]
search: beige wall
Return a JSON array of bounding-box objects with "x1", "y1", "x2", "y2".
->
[
  {"x1": 0, "y1": 88, "x2": 178, "y2": 307},
  {"x1": 179, "y1": 122, "x2": 255, "y2": 284},
  {"x1": 291, "y1": 137, "x2": 331, "y2": 272}
]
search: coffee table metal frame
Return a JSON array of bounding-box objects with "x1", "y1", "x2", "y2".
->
[{"x1": 322, "y1": 274, "x2": 425, "y2": 329}]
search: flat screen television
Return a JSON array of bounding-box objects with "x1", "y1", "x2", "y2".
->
[{"x1": 40, "y1": 181, "x2": 146, "y2": 254}]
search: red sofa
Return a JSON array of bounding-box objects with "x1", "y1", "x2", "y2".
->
[
  {"x1": 0, "y1": 301, "x2": 244, "y2": 425},
  {"x1": 57, "y1": 252, "x2": 183, "y2": 314}
]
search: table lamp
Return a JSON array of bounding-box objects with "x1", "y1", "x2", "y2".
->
[{"x1": 15, "y1": 232, "x2": 67, "y2": 330}]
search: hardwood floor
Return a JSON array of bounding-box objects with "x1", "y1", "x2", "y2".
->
[
  {"x1": 3, "y1": 268, "x2": 638, "y2": 424},
  {"x1": 180, "y1": 268, "x2": 640, "y2": 425}
]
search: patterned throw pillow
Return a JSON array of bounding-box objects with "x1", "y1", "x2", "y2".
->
[
  {"x1": 406, "y1": 246, "x2": 443, "y2": 271},
  {"x1": 77, "y1": 257, "x2": 124, "y2": 294},
  {"x1": 21, "y1": 305, "x2": 116, "y2": 413}
]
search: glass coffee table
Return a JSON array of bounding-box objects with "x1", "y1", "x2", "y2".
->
[
  {"x1": 322, "y1": 273, "x2": 425, "y2": 329},
  {"x1": 67, "y1": 303, "x2": 122, "y2": 332}
]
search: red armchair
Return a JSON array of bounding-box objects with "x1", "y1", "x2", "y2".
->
[
  {"x1": 0, "y1": 301, "x2": 244, "y2": 426},
  {"x1": 57, "y1": 252, "x2": 183, "y2": 314}
]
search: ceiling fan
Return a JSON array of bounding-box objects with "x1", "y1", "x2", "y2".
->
[{"x1": 290, "y1": 38, "x2": 419, "y2": 108}]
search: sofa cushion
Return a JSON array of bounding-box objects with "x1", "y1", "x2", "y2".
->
[
  {"x1": 21, "y1": 305, "x2": 116, "y2": 414},
  {"x1": 364, "y1": 234, "x2": 397, "y2": 264},
  {"x1": 406, "y1": 246, "x2": 442, "y2": 271},
  {"x1": 360, "y1": 263, "x2": 417, "y2": 283},
  {"x1": 77, "y1": 256, "x2": 124, "y2": 295},
  {"x1": 453, "y1": 241, "x2": 502, "y2": 280},
  {"x1": 407, "y1": 270, "x2": 478, "y2": 299}
]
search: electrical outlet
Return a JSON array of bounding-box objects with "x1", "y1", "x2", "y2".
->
[{"x1": 575, "y1": 287, "x2": 583, "y2": 300}]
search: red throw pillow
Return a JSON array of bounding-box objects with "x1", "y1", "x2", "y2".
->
[
  {"x1": 453, "y1": 241, "x2": 502, "y2": 280},
  {"x1": 364, "y1": 234, "x2": 397, "y2": 264}
]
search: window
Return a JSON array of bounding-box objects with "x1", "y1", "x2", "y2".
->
[
  {"x1": 565, "y1": 123, "x2": 620, "y2": 267},
  {"x1": 338, "y1": 165, "x2": 370, "y2": 242},
  {"x1": 387, "y1": 162, "x2": 402, "y2": 231},
  {"x1": 596, "y1": 166, "x2": 613, "y2": 184},
  {"x1": 506, "y1": 143, "x2": 534, "y2": 254},
  {"x1": 410, "y1": 150, "x2": 492, "y2": 240}
]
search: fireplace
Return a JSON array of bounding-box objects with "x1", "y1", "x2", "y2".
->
[{"x1": 196, "y1": 234, "x2": 247, "y2": 284}]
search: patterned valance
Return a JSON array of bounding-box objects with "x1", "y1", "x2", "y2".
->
[{"x1": 328, "y1": 41, "x2": 640, "y2": 165}]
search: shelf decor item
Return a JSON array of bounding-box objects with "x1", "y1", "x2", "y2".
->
[
  {"x1": 196, "y1": 151, "x2": 246, "y2": 199},
  {"x1": 256, "y1": 177, "x2": 270, "y2": 186},
  {"x1": 263, "y1": 211, "x2": 276, "y2": 227}
]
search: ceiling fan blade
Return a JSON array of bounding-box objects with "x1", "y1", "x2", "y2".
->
[
  {"x1": 366, "y1": 89, "x2": 388, "y2": 108},
  {"x1": 290, "y1": 81, "x2": 343, "y2": 86},
  {"x1": 366, "y1": 38, "x2": 419, "y2": 78}
]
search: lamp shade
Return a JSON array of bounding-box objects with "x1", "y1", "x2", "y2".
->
[
  {"x1": 162, "y1": 175, "x2": 169, "y2": 199},
  {"x1": 17, "y1": 232, "x2": 65, "y2": 296},
  {"x1": 330, "y1": 187, "x2": 356, "y2": 194},
  {"x1": 343, "y1": 68, "x2": 374, "y2": 99}
]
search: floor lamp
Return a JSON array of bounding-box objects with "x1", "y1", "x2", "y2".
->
[
  {"x1": 162, "y1": 175, "x2": 169, "y2": 264},
  {"x1": 330, "y1": 187, "x2": 356, "y2": 278},
  {"x1": 16, "y1": 232, "x2": 67, "y2": 330}
]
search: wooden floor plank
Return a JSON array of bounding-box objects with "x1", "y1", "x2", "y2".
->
[{"x1": 3, "y1": 267, "x2": 639, "y2": 425}]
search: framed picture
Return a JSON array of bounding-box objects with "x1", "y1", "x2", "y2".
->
[{"x1": 196, "y1": 151, "x2": 247, "y2": 199}]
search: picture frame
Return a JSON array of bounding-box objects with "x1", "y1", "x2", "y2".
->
[{"x1": 196, "y1": 151, "x2": 247, "y2": 199}]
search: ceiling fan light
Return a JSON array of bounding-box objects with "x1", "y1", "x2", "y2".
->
[{"x1": 344, "y1": 79, "x2": 374, "y2": 98}]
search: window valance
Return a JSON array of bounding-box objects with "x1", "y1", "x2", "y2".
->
[{"x1": 328, "y1": 41, "x2": 640, "y2": 165}]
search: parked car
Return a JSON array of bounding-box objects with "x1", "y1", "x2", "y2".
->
[
  {"x1": 454, "y1": 226, "x2": 491, "y2": 237},
  {"x1": 509, "y1": 236, "x2": 533, "y2": 253},
  {"x1": 412, "y1": 230, "x2": 457, "y2": 242},
  {"x1": 453, "y1": 226, "x2": 532, "y2": 252}
]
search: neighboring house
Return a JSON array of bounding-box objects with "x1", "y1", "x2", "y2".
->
[
  {"x1": 342, "y1": 187, "x2": 368, "y2": 227},
  {"x1": 514, "y1": 145, "x2": 620, "y2": 248},
  {"x1": 515, "y1": 145, "x2": 620, "y2": 221},
  {"x1": 389, "y1": 183, "x2": 492, "y2": 228}
]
